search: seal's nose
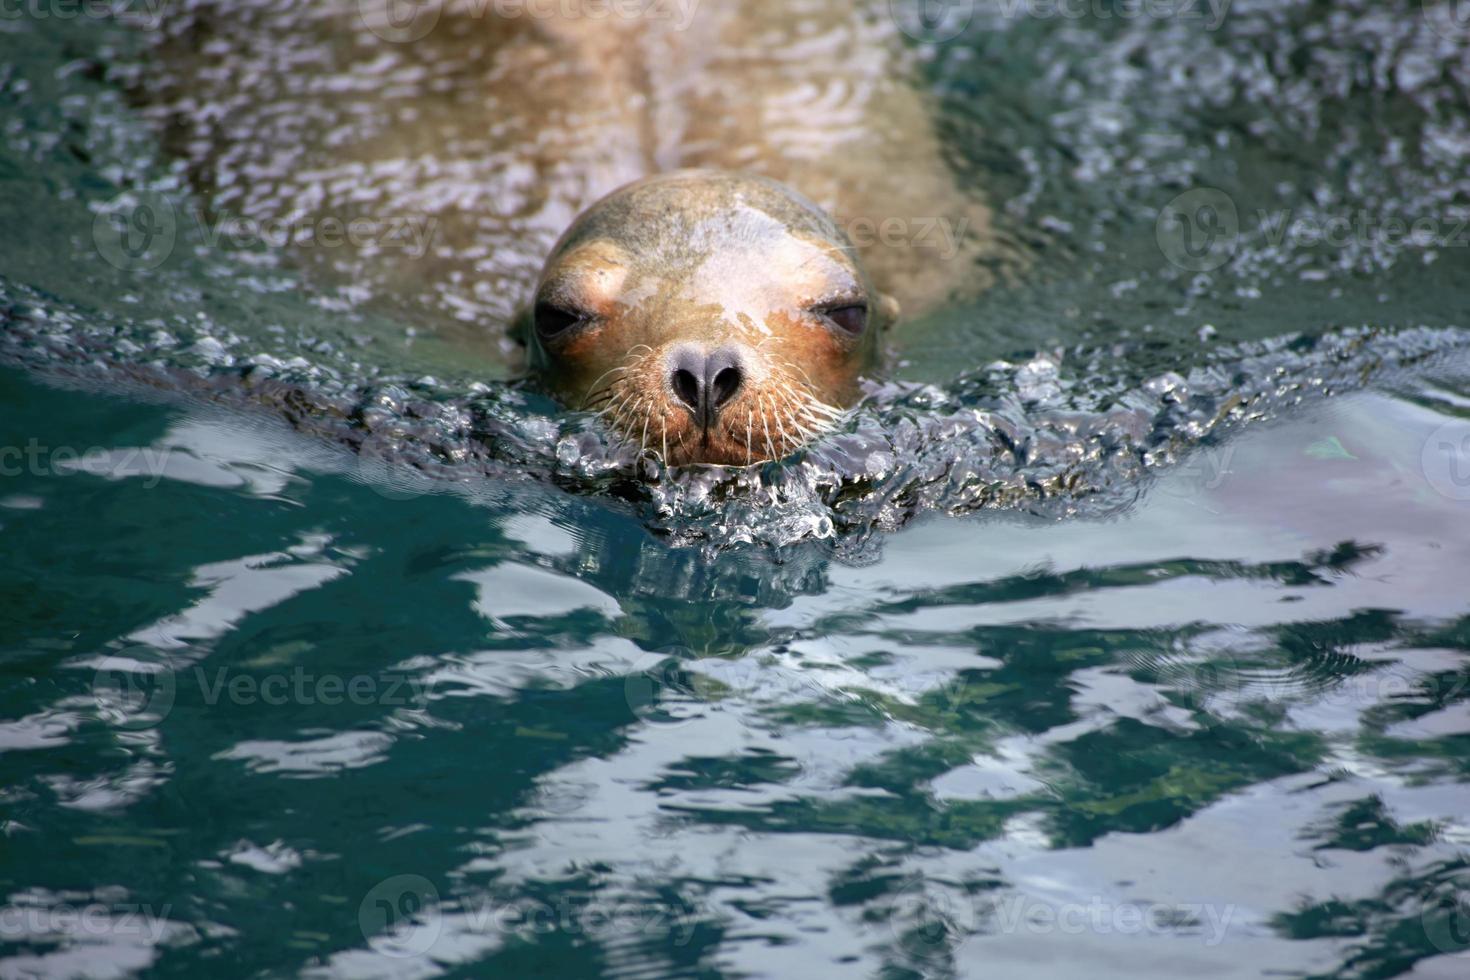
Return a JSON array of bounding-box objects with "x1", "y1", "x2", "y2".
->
[{"x1": 669, "y1": 345, "x2": 744, "y2": 427}]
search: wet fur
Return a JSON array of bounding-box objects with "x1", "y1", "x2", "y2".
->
[
  {"x1": 142, "y1": 0, "x2": 1015, "y2": 349},
  {"x1": 532, "y1": 171, "x2": 890, "y2": 466}
]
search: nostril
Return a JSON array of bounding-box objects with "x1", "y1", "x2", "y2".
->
[
  {"x1": 668, "y1": 345, "x2": 744, "y2": 425},
  {"x1": 671, "y1": 367, "x2": 701, "y2": 410},
  {"x1": 709, "y1": 366, "x2": 742, "y2": 410}
]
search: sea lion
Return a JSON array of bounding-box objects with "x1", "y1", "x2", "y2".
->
[{"x1": 530, "y1": 169, "x2": 898, "y2": 466}]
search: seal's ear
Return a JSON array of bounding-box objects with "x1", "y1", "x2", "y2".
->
[{"x1": 876, "y1": 293, "x2": 901, "y2": 330}]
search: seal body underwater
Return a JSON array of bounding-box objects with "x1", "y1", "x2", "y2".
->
[{"x1": 141, "y1": 0, "x2": 1021, "y2": 461}]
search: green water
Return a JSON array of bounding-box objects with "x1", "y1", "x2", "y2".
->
[
  {"x1": 4, "y1": 1, "x2": 1470, "y2": 978},
  {"x1": 6, "y1": 362, "x2": 1470, "y2": 977}
]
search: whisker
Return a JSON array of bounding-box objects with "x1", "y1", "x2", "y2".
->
[
  {"x1": 580, "y1": 364, "x2": 630, "y2": 409},
  {"x1": 799, "y1": 396, "x2": 845, "y2": 420},
  {"x1": 784, "y1": 392, "x2": 821, "y2": 446},
  {"x1": 760, "y1": 396, "x2": 776, "y2": 461},
  {"x1": 584, "y1": 387, "x2": 625, "y2": 411},
  {"x1": 599, "y1": 389, "x2": 637, "y2": 425},
  {"x1": 785, "y1": 412, "x2": 817, "y2": 445},
  {"x1": 778, "y1": 356, "x2": 820, "y2": 394},
  {"x1": 772, "y1": 404, "x2": 794, "y2": 456}
]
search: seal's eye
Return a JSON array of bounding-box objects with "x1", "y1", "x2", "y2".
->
[
  {"x1": 816, "y1": 303, "x2": 868, "y2": 335},
  {"x1": 534, "y1": 302, "x2": 587, "y2": 340}
]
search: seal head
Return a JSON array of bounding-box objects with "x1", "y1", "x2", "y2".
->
[{"x1": 528, "y1": 170, "x2": 899, "y2": 466}]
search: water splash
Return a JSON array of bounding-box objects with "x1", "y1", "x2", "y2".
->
[{"x1": 6, "y1": 280, "x2": 1466, "y2": 554}]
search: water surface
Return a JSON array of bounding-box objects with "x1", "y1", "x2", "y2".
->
[{"x1": 2, "y1": 2, "x2": 1469, "y2": 978}]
